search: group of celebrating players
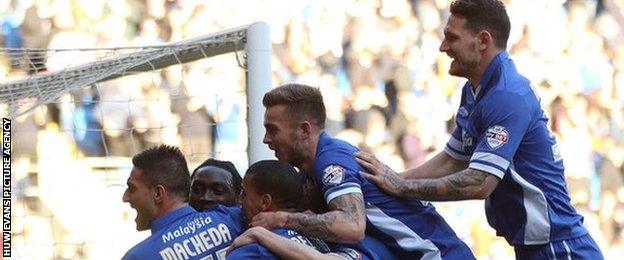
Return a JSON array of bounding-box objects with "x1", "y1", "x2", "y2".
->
[{"x1": 120, "y1": 0, "x2": 604, "y2": 259}]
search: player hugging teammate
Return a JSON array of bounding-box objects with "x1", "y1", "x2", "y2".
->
[{"x1": 121, "y1": 1, "x2": 603, "y2": 259}]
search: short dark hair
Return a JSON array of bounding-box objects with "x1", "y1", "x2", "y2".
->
[
  {"x1": 450, "y1": 0, "x2": 510, "y2": 49},
  {"x1": 191, "y1": 158, "x2": 242, "y2": 196},
  {"x1": 262, "y1": 83, "x2": 326, "y2": 128},
  {"x1": 132, "y1": 145, "x2": 190, "y2": 201},
  {"x1": 245, "y1": 160, "x2": 304, "y2": 210}
]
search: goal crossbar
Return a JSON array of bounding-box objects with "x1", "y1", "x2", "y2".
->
[
  {"x1": 0, "y1": 21, "x2": 273, "y2": 162},
  {"x1": 0, "y1": 25, "x2": 247, "y2": 118}
]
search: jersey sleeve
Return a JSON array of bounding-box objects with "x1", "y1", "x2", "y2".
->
[
  {"x1": 469, "y1": 93, "x2": 531, "y2": 179},
  {"x1": 445, "y1": 86, "x2": 471, "y2": 161},
  {"x1": 314, "y1": 149, "x2": 363, "y2": 204},
  {"x1": 444, "y1": 126, "x2": 470, "y2": 161},
  {"x1": 226, "y1": 244, "x2": 278, "y2": 260}
]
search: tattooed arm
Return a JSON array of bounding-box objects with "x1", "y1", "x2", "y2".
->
[
  {"x1": 362, "y1": 167, "x2": 500, "y2": 201},
  {"x1": 356, "y1": 151, "x2": 467, "y2": 180},
  {"x1": 250, "y1": 193, "x2": 366, "y2": 243}
]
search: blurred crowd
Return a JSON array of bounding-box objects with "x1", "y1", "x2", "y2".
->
[{"x1": 1, "y1": 0, "x2": 624, "y2": 259}]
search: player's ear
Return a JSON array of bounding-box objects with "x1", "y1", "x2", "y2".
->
[
  {"x1": 153, "y1": 185, "x2": 166, "y2": 204},
  {"x1": 260, "y1": 193, "x2": 272, "y2": 211},
  {"x1": 299, "y1": 121, "x2": 312, "y2": 137},
  {"x1": 477, "y1": 30, "x2": 492, "y2": 50}
]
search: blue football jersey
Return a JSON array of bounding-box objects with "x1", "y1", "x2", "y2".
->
[
  {"x1": 226, "y1": 228, "x2": 328, "y2": 259},
  {"x1": 123, "y1": 205, "x2": 244, "y2": 260},
  {"x1": 331, "y1": 235, "x2": 398, "y2": 260},
  {"x1": 444, "y1": 51, "x2": 588, "y2": 245},
  {"x1": 314, "y1": 132, "x2": 475, "y2": 259}
]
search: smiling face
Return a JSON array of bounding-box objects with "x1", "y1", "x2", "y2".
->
[
  {"x1": 439, "y1": 14, "x2": 481, "y2": 79},
  {"x1": 122, "y1": 167, "x2": 158, "y2": 231},
  {"x1": 189, "y1": 166, "x2": 237, "y2": 211},
  {"x1": 263, "y1": 104, "x2": 307, "y2": 167}
]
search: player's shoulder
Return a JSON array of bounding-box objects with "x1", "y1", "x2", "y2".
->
[
  {"x1": 202, "y1": 204, "x2": 244, "y2": 228},
  {"x1": 317, "y1": 136, "x2": 358, "y2": 157},
  {"x1": 209, "y1": 203, "x2": 242, "y2": 215},
  {"x1": 122, "y1": 236, "x2": 154, "y2": 260},
  {"x1": 316, "y1": 134, "x2": 359, "y2": 163},
  {"x1": 481, "y1": 87, "x2": 532, "y2": 113}
]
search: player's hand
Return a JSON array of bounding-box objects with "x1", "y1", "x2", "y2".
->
[
  {"x1": 250, "y1": 211, "x2": 287, "y2": 230},
  {"x1": 355, "y1": 151, "x2": 407, "y2": 198},
  {"x1": 226, "y1": 227, "x2": 265, "y2": 255}
]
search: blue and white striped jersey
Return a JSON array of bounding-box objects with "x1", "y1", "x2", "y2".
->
[{"x1": 444, "y1": 51, "x2": 588, "y2": 245}]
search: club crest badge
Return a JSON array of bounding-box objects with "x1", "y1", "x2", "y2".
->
[
  {"x1": 322, "y1": 165, "x2": 345, "y2": 185},
  {"x1": 485, "y1": 125, "x2": 509, "y2": 149},
  {"x1": 462, "y1": 129, "x2": 473, "y2": 149}
]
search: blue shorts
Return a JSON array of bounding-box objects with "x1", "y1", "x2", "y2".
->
[{"x1": 514, "y1": 234, "x2": 603, "y2": 260}]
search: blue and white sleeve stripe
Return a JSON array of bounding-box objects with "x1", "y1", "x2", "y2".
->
[
  {"x1": 325, "y1": 182, "x2": 362, "y2": 203},
  {"x1": 468, "y1": 152, "x2": 509, "y2": 179},
  {"x1": 444, "y1": 137, "x2": 470, "y2": 161}
]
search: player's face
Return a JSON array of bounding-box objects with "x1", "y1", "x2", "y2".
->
[
  {"x1": 263, "y1": 104, "x2": 306, "y2": 167},
  {"x1": 239, "y1": 175, "x2": 264, "y2": 225},
  {"x1": 439, "y1": 14, "x2": 481, "y2": 79},
  {"x1": 122, "y1": 167, "x2": 158, "y2": 231},
  {"x1": 189, "y1": 166, "x2": 237, "y2": 211}
]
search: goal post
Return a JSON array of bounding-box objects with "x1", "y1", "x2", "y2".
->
[
  {"x1": 0, "y1": 21, "x2": 273, "y2": 163},
  {"x1": 0, "y1": 22, "x2": 273, "y2": 259},
  {"x1": 245, "y1": 22, "x2": 274, "y2": 163}
]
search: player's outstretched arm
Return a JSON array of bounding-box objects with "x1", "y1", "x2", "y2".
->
[
  {"x1": 355, "y1": 150, "x2": 467, "y2": 180},
  {"x1": 226, "y1": 227, "x2": 343, "y2": 260},
  {"x1": 361, "y1": 167, "x2": 500, "y2": 201},
  {"x1": 250, "y1": 193, "x2": 366, "y2": 244}
]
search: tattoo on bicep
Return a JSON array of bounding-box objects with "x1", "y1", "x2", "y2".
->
[
  {"x1": 330, "y1": 193, "x2": 365, "y2": 224},
  {"x1": 285, "y1": 212, "x2": 340, "y2": 241},
  {"x1": 284, "y1": 193, "x2": 365, "y2": 242}
]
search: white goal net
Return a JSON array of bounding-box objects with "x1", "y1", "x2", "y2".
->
[{"x1": 0, "y1": 22, "x2": 271, "y2": 259}]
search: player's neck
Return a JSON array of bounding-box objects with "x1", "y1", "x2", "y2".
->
[
  {"x1": 157, "y1": 201, "x2": 188, "y2": 219},
  {"x1": 468, "y1": 49, "x2": 502, "y2": 87},
  {"x1": 298, "y1": 132, "x2": 320, "y2": 175}
]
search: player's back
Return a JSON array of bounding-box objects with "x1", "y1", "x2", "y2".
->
[
  {"x1": 313, "y1": 132, "x2": 474, "y2": 259},
  {"x1": 123, "y1": 205, "x2": 244, "y2": 260}
]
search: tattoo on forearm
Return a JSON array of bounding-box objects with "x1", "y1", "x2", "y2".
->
[
  {"x1": 284, "y1": 194, "x2": 365, "y2": 243},
  {"x1": 402, "y1": 168, "x2": 491, "y2": 201}
]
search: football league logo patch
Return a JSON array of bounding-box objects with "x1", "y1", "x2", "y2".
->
[
  {"x1": 322, "y1": 165, "x2": 345, "y2": 185},
  {"x1": 485, "y1": 125, "x2": 509, "y2": 149},
  {"x1": 458, "y1": 106, "x2": 469, "y2": 117}
]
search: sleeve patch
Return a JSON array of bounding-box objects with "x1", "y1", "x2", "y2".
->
[
  {"x1": 322, "y1": 165, "x2": 345, "y2": 185},
  {"x1": 485, "y1": 125, "x2": 509, "y2": 149}
]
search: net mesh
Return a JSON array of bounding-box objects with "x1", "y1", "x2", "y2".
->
[
  {"x1": 0, "y1": 26, "x2": 247, "y2": 119},
  {"x1": 3, "y1": 25, "x2": 253, "y2": 259}
]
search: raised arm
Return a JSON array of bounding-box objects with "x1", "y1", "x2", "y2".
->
[
  {"x1": 250, "y1": 192, "x2": 366, "y2": 244},
  {"x1": 226, "y1": 227, "x2": 343, "y2": 260}
]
